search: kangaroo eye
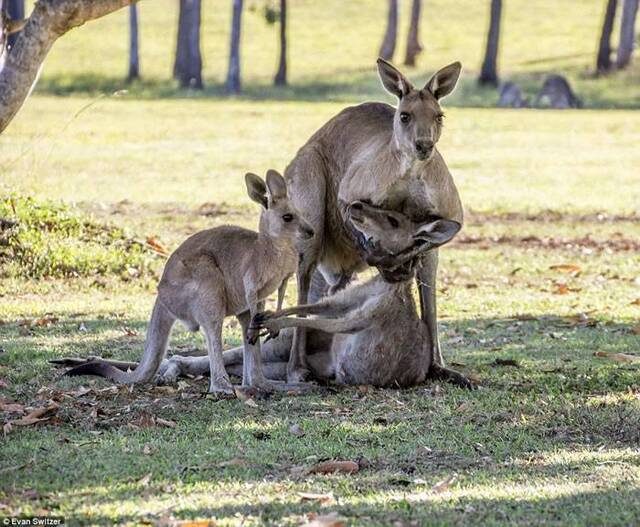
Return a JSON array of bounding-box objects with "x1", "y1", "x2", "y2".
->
[
  {"x1": 399, "y1": 112, "x2": 411, "y2": 124},
  {"x1": 282, "y1": 214, "x2": 294, "y2": 222},
  {"x1": 387, "y1": 215, "x2": 400, "y2": 228}
]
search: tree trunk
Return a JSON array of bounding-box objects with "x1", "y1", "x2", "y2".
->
[
  {"x1": 173, "y1": 0, "x2": 202, "y2": 89},
  {"x1": 0, "y1": 0, "x2": 134, "y2": 134},
  {"x1": 378, "y1": 0, "x2": 397, "y2": 61},
  {"x1": 597, "y1": 0, "x2": 618, "y2": 73},
  {"x1": 127, "y1": 2, "x2": 139, "y2": 81},
  {"x1": 404, "y1": 0, "x2": 422, "y2": 66},
  {"x1": 478, "y1": 0, "x2": 502, "y2": 86},
  {"x1": 5, "y1": 0, "x2": 24, "y2": 49},
  {"x1": 226, "y1": 0, "x2": 243, "y2": 94},
  {"x1": 616, "y1": 0, "x2": 639, "y2": 68},
  {"x1": 274, "y1": 0, "x2": 287, "y2": 86}
]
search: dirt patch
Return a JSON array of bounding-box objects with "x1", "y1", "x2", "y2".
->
[
  {"x1": 466, "y1": 209, "x2": 640, "y2": 225},
  {"x1": 453, "y1": 233, "x2": 640, "y2": 252}
]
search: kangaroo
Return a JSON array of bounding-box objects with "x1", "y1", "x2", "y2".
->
[
  {"x1": 498, "y1": 82, "x2": 528, "y2": 108},
  {"x1": 534, "y1": 75, "x2": 582, "y2": 109},
  {"x1": 283, "y1": 58, "x2": 464, "y2": 384},
  {"x1": 65, "y1": 170, "x2": 314, "y2": 395},
  {"x1": 132, "y1": 201, "x2": 465, "y2": 388}
]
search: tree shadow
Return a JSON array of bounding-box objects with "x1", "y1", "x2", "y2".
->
[{"x1": 32, "y1": 67, "x2": 640, "y2": 109}]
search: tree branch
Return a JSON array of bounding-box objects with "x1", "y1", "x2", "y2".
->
[{"x1": 0, "y1": 0, "x2": 133, "y2": 133}]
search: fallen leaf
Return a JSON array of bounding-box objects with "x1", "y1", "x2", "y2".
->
[
  {"x1": 553, "y1": 283, "x2": 570, "y2": 295},
  {"x1": 550, "y1": 264, "x2": 582, "y2": 274},
  {"x1": 217, "y1": 457, "x2": 245, "y2": 468},
  {"x1": 0, "y1": 401, "x2": 25, "y2": 413},
  {"x1": 631, "y1": 298, "x2": 640, "y2": 306},
  {"x1": 631, "y1": 326, "x2": 640, "y2": 335},
  {"x1": 156, "y1": 418, "x2": 177, "y2": 428},
  {"x1": 137, "y1": 473, "x2": 152, "y2": 487},
  {"x1": 308, "y1": 460, "x2": 359, "y2": 475},
  {"x1": 10, "y1": 403, "x2": 59, "y2": 426},
  {"x1": 492, "y1": 358, "x2": 520, "y2": 368},
  {"x1": 146, "y1": 237, "x2": 169, "y2": 256},
  {"x1": 432, "y1": 473, "x2": 458, "y2": 493},
  {"x1": 121, "y1": 326, "x2": 138, "y2": 337},
  {"x1": 303, "y1": 512, "x2": 345, "y2": 527},
  {"x1": 298, "y1": 492, "x2": 335, "y2": 505},
  {"x1": 142, "y1": 445, "x2": 153, "y2": 455},
  {"x1": 594, "y1": 351, "x2": 640, "y2": 363},
  {"x1": 289, "y1": 423, "x2": 305, "y2": 437}
]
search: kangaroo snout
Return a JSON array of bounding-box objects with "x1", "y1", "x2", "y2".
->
[
  {"x1": 299, "y1": 223, "x2": 315, "y2": 240},
  {"x1": 415, "y1": 139, "x2": 434, "y2": 160}
]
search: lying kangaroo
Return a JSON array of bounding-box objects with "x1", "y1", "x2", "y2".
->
[
  {"x1": 498, "y1": 82, "x2": 528, "y2": 108},
  {"x1": 283, "y1": 58, "x2": 464, "y2": 383},
  {"x1": 66, "y1": 170, "x2": 314, "y2": 394},
  {"x1": 534, "y1": 75, "x2": 582, "y2": 109},
  {"x1": 61, "y1": 202, "x2": 465, "y2": 388}
]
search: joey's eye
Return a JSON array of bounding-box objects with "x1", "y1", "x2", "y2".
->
[
  {"x1": 282, "y1": 214, "x2": 294, "y2": 222},
  {"x1": 400, "y1": 112, "x2": 411, "y2": 124},
  {"x1": 387, "y1": 215, "x2": 400, "y2": 228},
  {"x1": 436, "y1": 114, "x2": 444, "y2": 124}
]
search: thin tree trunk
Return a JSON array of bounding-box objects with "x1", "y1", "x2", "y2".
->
[
  {"x1": 274, "y1": 0, "x2": 286, "y2": 86},
  {"x1": 404, "y1": 0, "x2": 422, "y2": 66},
  {"x1": 378, "y1": 0, "x2": 397, "y2": 61},
  {"x1": 127, "y1": 2, "x2": 139, "y2": 81},
  {"x1": 0, "y1": 0, "x2": 134, "y2": 134},
  {"x1": 226, "y1": 0, "x2": 243, "y2": 94},
  {"x1": 616, "y1": 0, "x2": 639, "y2": 68},
  {"x1": 597, "y1": 0, "x2": 618, "y2": 73},
  {"x1": 6, "y1": 0, "x2": 23, "y2": 49},
  {"x1": 173, "y1": 0, "x2": 202, "y2": 89},
  {"x1": 478, "y1": 0, "x2": 502, "y2": 86}
]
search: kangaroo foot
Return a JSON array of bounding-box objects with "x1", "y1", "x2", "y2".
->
[
  {"x1": 287, "y1": 366, "x2": 311, "y2": 383},
  {"x1": 208, "y1": 376, "x2": 235, "y2": 395},
  {"x1": 430, "y1": 364, "x2": 475, "y2": 390}
]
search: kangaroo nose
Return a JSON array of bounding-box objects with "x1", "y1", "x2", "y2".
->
[
  {"x1": 415, "y1": 140, "x2": 433, "y2": 157},
  {"x1": 303, "y1": 226, "x2": 315, "y2": 238}
]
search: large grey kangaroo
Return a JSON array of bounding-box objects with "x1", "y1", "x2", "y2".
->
[
  {"x1": 283, "y1": 58, "x2": 465, "y2": 385},
  {"x1": 59, "y1": 202, "x2": 465, "y2": 388},
  {"x1": 65, "y1": 170, "x2": 314, "y2": 395}
]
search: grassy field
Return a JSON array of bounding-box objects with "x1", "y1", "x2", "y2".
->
[{"x1": 2, "y1": 0, "x2": 640, "y2": 525}]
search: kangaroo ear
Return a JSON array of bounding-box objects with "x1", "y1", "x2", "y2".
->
[
  {"x1": 265, "y1": 169, "x2": 287, "y2": 202},
  {"x1": 424, "y1": 62, "x2": 462, "y2": 100},
  {"x1": 245, "y1": 173, "x2": 268, "y2": 208},
  {"x1": 377, "y1": 58, "x2": 414, "y2": 99},
  {"x1": 414, "y1": 218, "x2": 461, "y2": 248}
]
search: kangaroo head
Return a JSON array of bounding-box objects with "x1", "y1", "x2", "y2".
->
[
  {"x1": 348, "y1": 200, "x2": 461, "y2": 256},
  {"x1": 245, "y1": 169, "x2": 315, "y2": 242},
  {"x1": 377, "y1": 59, "x2": 461, "y2": 163}
]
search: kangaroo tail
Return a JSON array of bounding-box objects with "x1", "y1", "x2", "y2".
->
[{"x1": 64, "y1": 299, "x2": 175, "y2": 384}]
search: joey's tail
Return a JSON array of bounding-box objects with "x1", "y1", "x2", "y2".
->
[{"x1": 65, "y1": 299, "x2": 175, "y2": 384}]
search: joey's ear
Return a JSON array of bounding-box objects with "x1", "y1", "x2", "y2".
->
[
  {"x1": 414, "y1": 218, "x2": 461, "y2": 249},
  {"x1": 245, "y1": 173, "x2": 268, "y2": 208},
  {"x1": 424, "y1": 62, "x2": 462, "y2": 100},
  {"x1": 265, "y1": 169, "x2": 287, "y2": 201},
  {"x1": 377, "y1": 58, "x2": 414, "y2": 99}
]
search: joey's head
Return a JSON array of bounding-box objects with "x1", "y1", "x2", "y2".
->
[
  {"x1": 377, "y1": 59, "x2": 461, "y2": 163},
  {"x1": 245, "y1": 169, "x2": 315, "y2": 242},
  {"x1": 348, "y1": 200, "x2": 461, "y2": 281}
]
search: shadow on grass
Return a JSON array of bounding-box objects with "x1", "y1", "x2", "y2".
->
[
  {"x1": 66, "y1": 486, "x2": 640, "y2": 526},
  {"x1": 32, "y1": 68, "x2": 640, "y2": 109}
]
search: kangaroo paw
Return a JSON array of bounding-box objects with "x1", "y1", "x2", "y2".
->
[{"x1": 430, "y1": 364, "x2": 475, "y2": 390}]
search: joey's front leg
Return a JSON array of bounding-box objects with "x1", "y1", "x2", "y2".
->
[{"x1": 240, "y1": 298, "x2": 281, "y2": 394}]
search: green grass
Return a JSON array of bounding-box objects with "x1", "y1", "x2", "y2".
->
[{"x1": 1, "y1": 0, "x2": 640, "y2": 524}]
